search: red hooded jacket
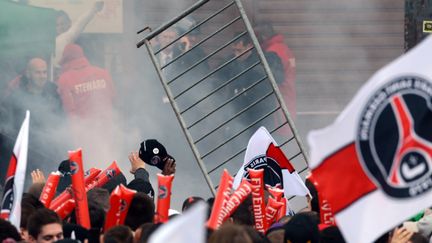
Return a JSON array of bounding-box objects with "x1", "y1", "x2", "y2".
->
[{"x1": 57, "y1": 44, "x2": 115, "y2": 119}]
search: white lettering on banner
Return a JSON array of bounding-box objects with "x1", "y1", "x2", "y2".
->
[
  {"x1": 248, "y1": 157, "x2": 266, "y2": 168},
  {"x1": 41, "y1": 182, "x2": 54, "y2": 202},
  {"x1": 216, "y1": 181, "x2": 233, "y2": 226},
  {"x1": 219, "y1": 184, "x2": 252, "y2": 220},
  {"x1": 385, "y1": 79, "x2": 413, "y2": 95},
  {"x1": 250, "y1": 177, "x2": 265, "y2": 232},
  {"x1": 409, "y1": 177, "x2": 432, "y2": 196},
  {"x1": 265, "y1": 206, "x2": 278, "y2": 221},
  {"x1": 414, "y1": 80, "x2": 432, "y2": 97},
  {"x1": 359, "y1": 92, "x2": 386, "y2": 141},
  {"x1": 321, "y1": 200, "x2": 335, "y2": 225}
]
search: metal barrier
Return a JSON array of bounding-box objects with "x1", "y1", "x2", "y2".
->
[{"x1": 137, "y1": 0, "x2": 309, "y2": 196}]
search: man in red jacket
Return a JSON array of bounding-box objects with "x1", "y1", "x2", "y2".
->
[
  {"x1": 57, "y1": 43, "x2": 115, "y2": 120},
  {"x1": 255, "y1": 23, "x2": 297, "y2": 121},
  {"x1": 57, "y1": 44, "x2": 116, "y2": 158}
]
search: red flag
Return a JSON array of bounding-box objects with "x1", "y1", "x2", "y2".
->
[
  {"x1": 0, "y1": 111, "x2": 30, "y2": 229},
  {"x1": 104, "y1": 184, "x2": 136, "y2": 232},
  {"x1": 69, "y1": 149, "x2": 90, "y2": 229}
]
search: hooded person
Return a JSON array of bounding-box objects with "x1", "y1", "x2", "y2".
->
[
  {"x1": 57, "y1": 43, "x2": 115, "y2": 120},
  {"x1": 56, "y1": 44, "x2": 117, "y2": 163}
]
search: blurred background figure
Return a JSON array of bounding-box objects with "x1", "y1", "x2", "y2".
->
[
  {"x1": 54, "y1": 1, "x2": 104, "y2": 69},
  {"x1": 255, "y1": 23, "x2": 296, "y2": 122},
  {"x1": 0, "y1": 57, "x2": 65, "y2": 186},
  {"x1": 2, "y1": 57, "x2": 63, "y2": 131}
]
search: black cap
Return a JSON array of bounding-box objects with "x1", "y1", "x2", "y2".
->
[{"x1": 139, "y1": 139, "x2": 174, "y2": 170}]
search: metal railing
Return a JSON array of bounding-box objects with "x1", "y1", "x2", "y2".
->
[{"x1": 137, "y1": 0, "x2": 309, "y2": 196}]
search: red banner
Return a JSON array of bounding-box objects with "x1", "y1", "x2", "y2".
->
[
  {"x1": 248, "y1": 169, "x2": 268, "y2": 233},
  {"x1": 104, "y1": 184, "x2": 136, "y2": 232},
  {"x1": 49, "y1": 167, "x2": 101, "y2": 210},
  {"x1": 155, "y1": 174, "x2": 174, "y2": 223},
  {"x1": 85, "y1": 161, "x2": 121, "y2": 190},
  {"x1": 207, "y1": 170, "x2": 233, "y2": 230},
  {"x1": 276, "y1": 197, "x2": 287, "y2": 222},
  {"x1": 50, "y1": 162, "x2": 120, "y2": 218},
  {"x1": 267, "y1": 186, "x2": 284, "y2": 201},
  {"x1": 221, "y1": 179, "x2": 253, "y2": 222},
  {"x1": 69, "y1": 149, "x2": 90, "y2": 229},
  {"x1": 265, "y1": 197, "x2": 284, "y2": 225},
  {"x1": 54, "y1": 199, "x2": 75, "y2": 219},
  {"x1": 39, "y1": 172, "x2": 61, "y2": 208}
]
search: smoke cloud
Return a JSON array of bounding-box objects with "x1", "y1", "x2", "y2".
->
[{"x1": 0, "y1": 0, "x2": 404, "y2": 211}]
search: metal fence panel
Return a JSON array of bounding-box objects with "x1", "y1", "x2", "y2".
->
[{"x1": 137, "y1": 0, "x2": 309, "y2": 199}]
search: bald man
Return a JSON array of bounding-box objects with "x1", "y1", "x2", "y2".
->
[
  {"x1": 25, "y1": 58, "x2": 48, "y2": 94},
  {"x1": 2, "y1": 57, "x2": 64, "y2": 128},
  {"x1": 0, "y1": 57, "x2": 66, "y2": 186},
  {"x1": 3, "y1": 58, "x2": 49, "y2": 97}
]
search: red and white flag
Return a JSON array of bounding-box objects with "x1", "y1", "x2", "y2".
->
[
  {"x1": 308, "y1": 36, "x2": 432, "y2": 243},
  {"x1": 0, "y1": 111, "x2": 30, "y2": 229},
  {"x1": 233, "y1": 127, "x2": 309, "y2": 198}
]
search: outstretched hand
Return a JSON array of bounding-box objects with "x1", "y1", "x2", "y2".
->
[
  {"x1": 128, "y1": 151, "x2": 145, "y2": 174},
  {"x1": 389, "y1": 227, "x2": 414, "y2": 243},
  {"x1": 162, "y1": 158, "x2": 176, "y2": 176},
  {"x1": 31, "y1": 169, "x2": 46, "y2": 184}
]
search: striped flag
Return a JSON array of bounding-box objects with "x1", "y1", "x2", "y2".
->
[
  {"x1": 233, "y1": 126, "x2": 309, "y2": 198},
  {"x1": 0, "y1": 110, "x2": 30, "y2": 229},
  {"x1": 308, "y1": 36, "x2": 432, "y2": 243}
]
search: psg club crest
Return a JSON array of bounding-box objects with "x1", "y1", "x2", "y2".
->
[
  {"x1": 356, "y1": 76, "x2": 432, "y2": 198},
  {"x1": 243, "y1": 155, "x2": 283, "y2": 188},
  {"x1": 106, "y1": 169, "x2": 115, "y2": 179},
  {"x1": 70, "y1": 161, "x2": 79, "y2": 175},
  {"x1": 158, "y1": 185, "x2": 168, "y2": 199}
]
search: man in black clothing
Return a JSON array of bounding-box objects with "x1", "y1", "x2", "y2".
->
[
  {"x1": 216, "y1": 34, "x2": 285, "y2": 141},
  {"x1": 0, "y1": 58, "x2": 65, "y2": 184}
]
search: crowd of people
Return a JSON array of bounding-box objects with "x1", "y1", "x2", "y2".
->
[{"x1": 1, "y1": 148, "x2": 432, "y2": 243}]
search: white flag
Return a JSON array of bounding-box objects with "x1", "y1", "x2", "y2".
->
[
  {"x1": 308, "y1": 36, "x2": 432, "y2": 243},
  {"x1": 0, "y1": 110, "x2": 30, "y2": 229},
  {"x1": 149, "y1": 201, "x2": 207, "y2": 243},
  {"x1": 233, "y1": 127, "x2": 309, "y2": 197}
]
